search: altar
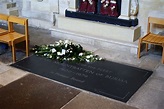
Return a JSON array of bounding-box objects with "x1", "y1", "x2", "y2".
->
[{"x1": 55, "y1": 0, "x2": 141, "y2": 43}]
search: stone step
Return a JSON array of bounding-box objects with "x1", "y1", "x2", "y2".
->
[
  {"x1": 50, "y1": 27, "x2": 138, "y2": 54},
  {"x1": 57, "y1": 16, "x2": 141, "y2": 42}
]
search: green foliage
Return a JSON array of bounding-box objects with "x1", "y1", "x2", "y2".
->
[{"x1": 32, "y1": 40, "x2": 103, "y2": 63}]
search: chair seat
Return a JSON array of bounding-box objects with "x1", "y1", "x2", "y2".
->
[
  {"x1": 0, "y1": 32, "x2": 25, "y2": 45},
  {"x1": 0, "y1": 28, "x2": 8, "y2": 35},
  {"x1": 142, "y1": 33, "x2": 164, "y2": 45}
]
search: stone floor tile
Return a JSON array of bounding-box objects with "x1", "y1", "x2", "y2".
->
[
  {"x1": 0, "y1": 64, "x2": 12, "y2": 74},
  {"x1": 94, "y1": 49, "x2": 142, "y2": 66},
  {"x1": 145, "y1": 77, "x2": 164, "y2": 91},
  {"x1": 128, "y1": 85, "x2": 164, "y2": 109},
  {"x1": 115, "y1": 52, "x2": 142, "y2": 66},
  {"x1": 0, "y1": 74, "x2": 80, "y2": 109},
  {"x1": 0, "y1": 68, "x2": 28, "y2": 86},
  {"x1": 153, "y1": 65, "x2": 164, "y2": 79},
  {"x1": 138, "y1": 54, "x2": 161, "y2": 70},
  {"x1": 0, "y1": 84, "x2": 3, "y2": 88},
  {"x1": 62, "y1": 92, "x2": 138, "y2": 109},
  {"x1": 94, "y1": 49, "x2": 121, "y2": 62}
]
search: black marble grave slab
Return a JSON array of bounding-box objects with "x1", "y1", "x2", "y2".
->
[{"x1": 11, "y1": 55, "x2": 153, "y2": 102}]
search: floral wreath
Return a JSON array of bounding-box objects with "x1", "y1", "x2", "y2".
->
[{"x1": 32, "y1": 40, "x2": 103, "y2": 63}]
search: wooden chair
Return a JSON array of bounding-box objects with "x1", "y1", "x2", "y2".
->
[
  {"x1": 138, "y1": 17, "x2": 164, "y2": 64},
  {"x1": 0, "y1": 15, "x2": 29, "y2": 62},
  {"x1": 0, "y1": 13, "x2": 9, "y2": 35}
]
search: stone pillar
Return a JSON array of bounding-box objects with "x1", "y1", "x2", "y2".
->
[
  {"x1": 67, "y1": 0, "x2": 78, "y2": 12},
  {"x1": 118, "y1": 0, "x2": 131, "y2": 20}
]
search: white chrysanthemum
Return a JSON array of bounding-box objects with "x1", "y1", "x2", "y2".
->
[
  {"x1": 55, "y1": 42, "x2": 60, "y2": 46},
  {"x1": 86, "y1": 59, "x2": 90, "y2": 62},
  {"x1": 35, "y1": 51, "x2": 38, "y2": 53},
  {"x1": 49, "y1": 44, "x2": 55, "y2": 46},
  {"x1": 49, "y1": 55, "x2": 52, "y2": 58},
  {"x1": 64, "y1": 40, "x2": 69, "y2": 44},
  {"x1": 65, "y1": 44, "x2": 68, "y2": 48},
  {"x1": 70, "y1": 51, "x2": 73, "y2": 53},
  {"x1": 67, "y1": 49, "x2": 70, "y2": 52},
  {"x1": 86, "y1": 55, "x2": 90, "y2": 58},
  {"x1": 51, "y1": 48, "x2": 56, "y2": 53},
  {"x1": 45, "y1": 47, "x2": 48, "y2": 49},
  {"x1": 99, "y1": 58, "x2": 102, "y2": 60},
  {"x1": 79, "y1": 53, "x2": 83, "y2": 56},
  {"x1": 57, "y1": 52, "x2": 62, "y2": 56},
  {"x1": 90, "y1": 55, "x2": 93, "y2": 57},
  {"x1": 59, "y1": 40, "x2": 62, "y2": 43},
  {"x1": 44, "y1": 53, "x2": 47, "y2": 56},
  {"x1": 72, "y1": 58, "x2": 75, "y2": 60},
  {"x1": 57, "y1": 57, "x2": 59, "y2": 59}
]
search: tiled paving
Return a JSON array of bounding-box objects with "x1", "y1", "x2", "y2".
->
[
  {"x1": 62, "y1": 92, "x2": 138, "y2": 109},
  {"x1": 0, "y1": 26, "x2": 164, "y2": 109},
  {"x1": 0, "y1": 74, "x2": 80, "y2": 109}
]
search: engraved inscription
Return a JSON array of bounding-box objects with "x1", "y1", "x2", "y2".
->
[
  {"x1": 61, "y1": 68, "x2": 88, "y2": 78},
  {"x1": 71, "y1": 77, "x2": 85, "y2": 83},
  {"x1": 105, "y1": 75, "x2": 128, "y2": 84},
  {"x1": 44, "y1": 59, "x2": 128, "y2": 84},
  {"x1": 55, "y1": 72, "x2": 70, "y2": 78}
]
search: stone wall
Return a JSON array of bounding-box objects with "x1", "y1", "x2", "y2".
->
[
  {"x1": 20, "y1": 0, "x2": 60, "y2": 29},
  {"x1": 138, "y1": 0, "x2": 164, "y2": 35},
  {"x1": 0, "y1": 0, "x2": 164, "y2": 36}
]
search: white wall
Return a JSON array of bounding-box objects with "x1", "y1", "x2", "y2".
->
[
  {"x1": 0, "y1": 0, "x2": 164, "y2": 35},
  {"x1": 137, "y1": 0, "x2": 164, "y2": 35}
]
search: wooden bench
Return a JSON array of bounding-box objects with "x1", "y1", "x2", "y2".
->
[{"x1": 138, "y1": 17, "x2": 164, "y2": 63}]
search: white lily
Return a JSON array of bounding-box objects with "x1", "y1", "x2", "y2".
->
[{"x1": 62, "y1": 49, "x2": 66, "y2": 55}]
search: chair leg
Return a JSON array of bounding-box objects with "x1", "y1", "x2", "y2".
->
[
  {"x1": 162, "y1": 46, "x2": 164, "y2": 64},
  {"x1": 11, "y1": 44, "x2": 16, "y2": 62},
  {"x1": 145, "y1": 43, "x2": 148, "y2": 52},
  {"x1": 25, "y1": 40, "x2": 29, "y2": 57},
  {"x1": 137, "y1": 38, "x2": 142, "y2": 58}
]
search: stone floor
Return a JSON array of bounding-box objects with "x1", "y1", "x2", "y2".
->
[{"x1": 0, "y1": 26, "x2": 164, "y2": 109}]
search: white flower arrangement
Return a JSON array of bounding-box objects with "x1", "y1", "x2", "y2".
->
[{"x1": 32, "y1": 40, "x2": 103, "y2": 63}]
